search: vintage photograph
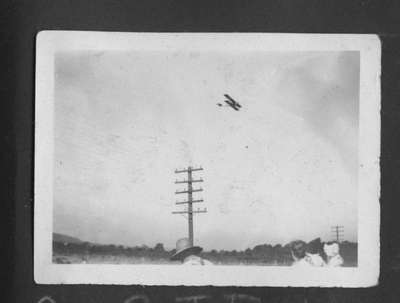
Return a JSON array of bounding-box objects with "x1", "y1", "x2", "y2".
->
[{"x1": 34, "y1": 32, "x2": 380, "y2": 286}]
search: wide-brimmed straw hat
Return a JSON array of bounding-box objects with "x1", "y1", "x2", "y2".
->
[{"x1": 170, "y1": 238, "x2": 203, "y2": 261}]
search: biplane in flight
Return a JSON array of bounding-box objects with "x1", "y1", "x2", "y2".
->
[{"x1": 217, "y1": 94, "x2": 242, "y2": 111}]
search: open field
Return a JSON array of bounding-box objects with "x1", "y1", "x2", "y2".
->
[{"x1": 53, "y1": 253, "x2": 290, "y2": 265}]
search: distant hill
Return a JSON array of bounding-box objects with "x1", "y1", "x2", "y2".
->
[{"x1": 53, "y1": 233, "x2": 83, "y2": 244}]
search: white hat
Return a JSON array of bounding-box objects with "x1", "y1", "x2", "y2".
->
[{"x1": 170, "y1": 238, "x2": 203, "y2": 261}]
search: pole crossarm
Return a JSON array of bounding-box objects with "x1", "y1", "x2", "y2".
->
[
  {"x1": 172, "y1": 211, "x2": 190, "y2": 214},
  {"x1": 172, "y1": 209, "x2": 207, "y2": 214},
  {"x1": 175, "y1": 188, "x2": 203, "y2": 194},
  {"x1": 193, "y1": 209, "x2": 207, "y2": 213},
  {"x1": 175, "y1": 199, "x2": 204, "y2": 205},
  {"x1": 175, "y1": 167, "x2": 203, "y2": 173},
  {"x1": 175, "y1": 179, "x2": 203, "y2": 184}
]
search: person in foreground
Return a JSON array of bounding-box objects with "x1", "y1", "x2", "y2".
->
[
  {"x1": 170, "y1": 238, "x2": 213, "y2": 265},
  {"x1": 323, "y1": 241, "x2": 344, "y2": 267},
  {"x1": 305, "y1": 238, "x2": 326, "y2": 267},
  {"x1": 290, "y1": 238, "x2": 326, "y2": 267}
]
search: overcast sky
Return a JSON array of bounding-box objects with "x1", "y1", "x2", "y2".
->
[{"x1": 53, "y1": 50, "x2": 359, "y2": 251}]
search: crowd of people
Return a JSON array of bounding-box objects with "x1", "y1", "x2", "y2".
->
[{"x1": 170, "y1": 237, "x2": 344, "y2": 267}]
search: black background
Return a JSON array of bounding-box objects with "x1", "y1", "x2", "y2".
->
[{"x1": 3, "y1": 0, "x2": 400, "y2": 302}]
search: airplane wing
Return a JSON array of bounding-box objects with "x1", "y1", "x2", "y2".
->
[
  {"x1": 224, "y1": 100, "x2": 240, "y2": 110},
  {"x1": 224, "y1": 94, "x2": 234, "y2": 101},
  {"x1": 224, "y1": 94, "x2": 242, "y2": 107}
]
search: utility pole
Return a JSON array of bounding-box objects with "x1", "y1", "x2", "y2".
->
[
  {"x1": 172, "y1": 166, "x2": 207, "y2": 246},
  {"x1": 331, "y1": 225, "x2": 344, "y2": 242}
]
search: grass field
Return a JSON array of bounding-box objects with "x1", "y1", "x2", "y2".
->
[
  {"x1": 53, "y1": 253, "x2": 172, "y2": 264},
  {"x1": 53, "y1": 253, "x2": 356, "y2": 266}
]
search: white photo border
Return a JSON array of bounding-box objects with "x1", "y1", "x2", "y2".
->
[{"x1": 34, "y1": 31, "x2": 381, "y2": 286}]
